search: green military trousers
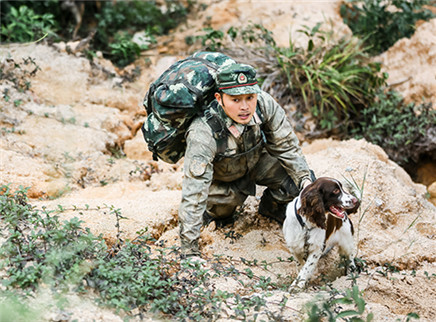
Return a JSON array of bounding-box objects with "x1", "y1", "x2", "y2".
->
[{"x1": 206, "y1": 149, "x2": 300, "y2": 219}]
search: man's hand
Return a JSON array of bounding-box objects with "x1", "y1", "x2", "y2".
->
[{"x1": 300, "y1": 179, "x2": 312, "y2": 191}]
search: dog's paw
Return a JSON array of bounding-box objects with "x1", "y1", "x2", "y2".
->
[
  {"x1": 345, "y1": 259, "x2": 358, "y2": 275},
  {"x1": 289, "y1": 278, "x2": 306, "y2": 292}
]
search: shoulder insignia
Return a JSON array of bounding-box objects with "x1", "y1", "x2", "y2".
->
[{"x1": 189, "y1": 156, "x2": 207, "y2": 177}]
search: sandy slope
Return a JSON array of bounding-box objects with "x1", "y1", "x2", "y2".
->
[{"x1": 1, "y1": 1, "x2": 436, "y2": 320}]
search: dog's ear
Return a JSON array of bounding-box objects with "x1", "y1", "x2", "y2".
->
[{"x1": 300, "y1": 184, "x2": 326, "y2": 229}]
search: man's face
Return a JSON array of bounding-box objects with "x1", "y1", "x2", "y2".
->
[{"x1": 215, "y1": 92, "x2": 258, "y2": 124}]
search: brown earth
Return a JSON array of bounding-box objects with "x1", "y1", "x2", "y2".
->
[{"x1": 1, "y1": 1, "x2": 435, "y2": 321}]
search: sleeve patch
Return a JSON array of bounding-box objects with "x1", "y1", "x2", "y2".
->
[{"x1": 189, "y1": 156, "x2": 207, "y2": 177}]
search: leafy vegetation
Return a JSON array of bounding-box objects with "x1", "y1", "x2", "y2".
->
[
  {"x1": 108, "y1": 32, "x2": 142, "y2": 69},
  {"x1": 92, "y1": 0, "x2": 187, "y2": 66},
  {"x1": 274, "y1": 23, "x2": 387, "y2": 131},
  {"x1": 0, "y1": 0, "x2": 190, "y2": 67},
  {"x1": 0, "y1": 5, "x2": 56, "y2": 43},
  {"x1": 0, "y1": 185, "x2": 105, "y2": 291},
  {"x1": 341, "y1": 0, "x2": 436, "y2": 55},
  {"x1": 0, "y1": 184, "x2": 378, "y2": 320},
  {"x1": 306, "y1": 284, "x2": 374, "y2": 322},
  {"x1": 185, "y1": 27, "x2": 226, "y2": 51},
  {"x1": 350, "y1": 89, "x2": 436, "y2": 167}
]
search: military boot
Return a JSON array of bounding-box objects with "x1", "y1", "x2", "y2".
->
[
  {"x1": 203, "y1": 211, "x2": 235, "y2": 228},
  {"x1": 258, "y1": 189, "x2": 288, "y2": 225}
]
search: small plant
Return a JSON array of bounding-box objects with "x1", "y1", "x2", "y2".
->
[
  {"x1": 376, "y1": 262, "x2": 399, "y2": 277},
  {"x1": 186, "y1": 27, "x2": 226, "y2": 51},
  {"x1": 424, "y1": 271, "x2": 436, "y2": 280},
  {"x1": 405, "y1": 312, "x2": 420, "y2": 321},
  {"x1": 0, "y1": 5, "x2": 56, "y2": 42},
  {"x1": 0, "y1": 57, "x2": 40, "y2": 93},
  {"x1": 341, "y1": 0, "x2": 436, "y2": 55},
  {"x1": 306, "y1": 284, "x2": 373, "y2": 321},
  {"x1": 108, "y1": 32, "x2": 142, "y2": 67},
  {"x1": 186, "y1": 23, "x2": 276, "y2": 52}
]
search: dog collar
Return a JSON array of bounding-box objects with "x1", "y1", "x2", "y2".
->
[{"x1": 294, "y1": 197, "x2": 306, "y2": 228}]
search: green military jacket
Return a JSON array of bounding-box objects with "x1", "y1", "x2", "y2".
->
[{"x1": 179, "y1": 91, "x2": 311, "y2": 254}]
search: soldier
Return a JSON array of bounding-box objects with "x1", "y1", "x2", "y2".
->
[{"x1": 179, "y1": 63, "x2": 314, "y2": 258}]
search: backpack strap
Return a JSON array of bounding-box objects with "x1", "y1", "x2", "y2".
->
[
  {"x1": 203, "y1": 109, "x2": 228, "y2": 161},
  {"x1": 188, "y1": 56, "x2": 220, "y2": 70},
  {"x1": 204, "y1": 102, "x2": 267, "y2": 162},
  {"x1": 143, "y1": 83, "x2": 156, "y2": 115}
]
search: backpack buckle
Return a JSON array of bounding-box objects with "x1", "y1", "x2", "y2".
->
[{"x1": 203, "y1": 110, "x2": 227, "y2": 140}]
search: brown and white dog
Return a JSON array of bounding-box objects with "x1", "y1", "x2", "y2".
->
[{"x1": 283, "y1": 177, "x2": 360, "y2": 288}]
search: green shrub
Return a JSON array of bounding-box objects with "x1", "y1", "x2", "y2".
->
[
  {"x1": 0, "y1": 185, "x2": 280, "y2": 320},
  {"x1": 1, "y1": 1, "x2": 190, "y2": 67},
  {"x1": 340, "y1": 0, "x2": 436, "y2": 55},
  {"x1": 108, "y1": 32, "x2": 142, "y2": 67},
  {"x1": 95, "y1": 0, "x2": 187, "y2": 38},
  {"x1": 350, "y1": 89, "x2": 436, "y2": 167},
  {"x1": 274, "y1": 23, "x2": 387, "y2": 130},
  {"x1": 92, "y1": 0, "x2": 188, "y2": 65},
  {"x1": 0, "y1": 5, "x2": 56, "y2": 43},
  {"x1": 0, "y1": 185, "x2": 106, "y2": 291},
  {"x1": 186, "y1": 23, "x2": 276, "y2": 52}
]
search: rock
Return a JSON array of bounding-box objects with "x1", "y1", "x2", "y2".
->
[
  {"x1": 376, "y1": 18, "x2": 436, "y2": 106},
  {"x1": 428, "y1": 181, "x2": 436, "y2": 197},
  {"x1": 428, "y1": 181, "x2": 436, "y2": 206}
]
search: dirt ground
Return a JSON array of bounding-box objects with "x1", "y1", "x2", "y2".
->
[{"x1": 1, "y1": 1, "x2": 435, "y2": 321}]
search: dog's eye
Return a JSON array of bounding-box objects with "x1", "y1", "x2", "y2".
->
[{"x1": 333, "y1": 188, "x2": 340, "y2": 194}]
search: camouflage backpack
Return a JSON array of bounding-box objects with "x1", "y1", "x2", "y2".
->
[{"x1": 141, "y1": 52, "x2": 236, "y2": 163}]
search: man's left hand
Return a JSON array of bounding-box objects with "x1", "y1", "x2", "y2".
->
[{"x1": 300, "y1": 179, "x2": 312, "y2": 191}]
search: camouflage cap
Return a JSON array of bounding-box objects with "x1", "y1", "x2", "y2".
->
[{"x1": 216, "y1": 63, "x2": 261, "y2": 95}]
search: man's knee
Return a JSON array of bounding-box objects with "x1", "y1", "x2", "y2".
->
[{"x1": 207, "y1": 182, "x2": 247, "y2": 218}]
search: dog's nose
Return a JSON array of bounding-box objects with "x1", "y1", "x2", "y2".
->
[{"x1": 352, "y1": 197, "x2": 358, "y2": 204}]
